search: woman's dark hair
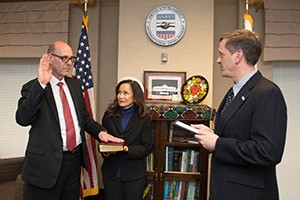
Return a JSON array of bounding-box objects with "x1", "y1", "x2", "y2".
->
[{"x1": 105, "y1": 79, "x2": 148, "y2": 118}]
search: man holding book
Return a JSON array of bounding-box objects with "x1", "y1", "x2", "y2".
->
[{"x1": 192, "y1": 29, "x2": 287, "y2": 200}]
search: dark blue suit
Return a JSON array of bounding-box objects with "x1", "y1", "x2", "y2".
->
[
  {"x1": 211, "y1": 71, "x2": 287, "y2": 200},
  {"x1": 16, "y1": 77, "x2": 105, "y2": 188}
]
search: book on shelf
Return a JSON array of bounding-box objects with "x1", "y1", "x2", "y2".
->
[
  {"x1": 189, "y1": 150, "x2": 195, "y2": 172},
  {"x1": 168, "y1": 123, "x2": 174, "y2": 142},
  {"x1": 98, "y1": 141, "x2": 124, "y2": 152},
  {"x1": 164, "y1": 180, "x2": 171, "y2": 200},
  {"x1": 173, "y1": 120, "x2": 200, "y2": 135},
  {"x1": 166, "y1": 146, "x2": 174, "y2": 171},
  {"x1": 173, "y1": 149, "x2": 182, "y2": 172},
  {"x1": 147, "y1": 153, "x2": 154, "y2": 171},
  {"x1": 163, "y1": 180, "x2": 199, "y2": 200},
  {"x1": 180, "y1": 150, "x2": 187, "y2": 172},
  {"x1": 179, "y1": 181, "x2": 186, "y2": 200},
  {"x1": 186, "y1": 181, "x2": 197, "y2": 200},
  {"x1": 168, "y1": 121, "x2": 200, "y2": 144},
  {"x1": 174, "y1": 180, "x2": 181, "y2": 200},
  {"x1": 172, "y1": 136, "x2": 199, "y2": 144},
  {"x1": 166, "y1": 148, "x2": 200, "y2": 172}
]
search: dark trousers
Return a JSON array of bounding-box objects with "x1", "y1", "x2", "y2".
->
[
  {"x1": 28, "y1": 148, "x2": 82, "y2": 200},
  {"x1": 103, "y1": 175, "x2": 146, "y2": 200}
]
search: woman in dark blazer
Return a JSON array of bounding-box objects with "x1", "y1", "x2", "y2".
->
[{"x1": 101, "y1": 79, "x2": 153, "y2": 200}]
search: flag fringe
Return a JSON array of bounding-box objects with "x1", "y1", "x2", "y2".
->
[
  {"x1": 82, "y1": 187, "x2": 99, "y2": 198},
  {"x1": 82, "y1": 16, "x2": 89, "y2": 32},
  {"x1": 244, "y1": 13, "x2": 253, "y2": 31}
]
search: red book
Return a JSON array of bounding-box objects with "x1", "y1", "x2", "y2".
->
[{"x1": 98, "y1": 142, "x2": 124, "y2": 152}]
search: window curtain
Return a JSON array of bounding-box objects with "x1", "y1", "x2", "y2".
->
[
  {"x1": 0, "y1": 1, "x2": 69, "y2": 58},
  {"x1": 264, "y1": 0, "x2": 300, "y2": 61}
]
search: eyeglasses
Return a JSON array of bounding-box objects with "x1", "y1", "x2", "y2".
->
[{"x1": 50, "y1": 53, "x2": 77, "y2": 64}]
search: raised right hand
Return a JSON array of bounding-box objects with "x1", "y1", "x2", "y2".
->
[{"x1": 38, "y1": 53, "x2": 52, "y2": 85}]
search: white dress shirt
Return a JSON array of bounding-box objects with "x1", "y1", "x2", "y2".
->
[{"x1": 49, "y1": 76, "x2": 82, "y2": 151}]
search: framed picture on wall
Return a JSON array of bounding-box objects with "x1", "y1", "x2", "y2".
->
[{"x1": 144, "y1": 71, "x2": 186, "y2": 101}]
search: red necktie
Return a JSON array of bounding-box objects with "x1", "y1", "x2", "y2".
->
[{"x1": 57, "y1": 82, "x2": 76, "y2": 151}]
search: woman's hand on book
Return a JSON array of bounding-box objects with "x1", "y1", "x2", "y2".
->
[{"x1": 99, "y1": 131, "x2": 124, "y2": 143}]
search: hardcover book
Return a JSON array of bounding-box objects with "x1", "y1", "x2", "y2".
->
[
  {"x1": 98, "y1": 142, "x2": 124, "y2": 152},
  {"x1": 173, "y1": 121, "x2": 200, "y2": 135}
]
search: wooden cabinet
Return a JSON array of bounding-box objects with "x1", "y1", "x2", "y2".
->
[{"x1": 143, "y1": 103, "x2": 215, "y2": 200}]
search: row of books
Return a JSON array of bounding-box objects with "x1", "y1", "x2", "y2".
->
[
  {"x1": 168, "y1": 123, "x2": 199, "y2": 144},
  {"x1": 166, "y1": 147, "x2": 200, "y2": 172},
  {"x1": 164, "y1": 180, "x2": 199, "y2": 200}
]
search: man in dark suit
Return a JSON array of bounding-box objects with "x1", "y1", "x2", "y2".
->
[
  {"x1": 193, "y1": 29, "x2": 287, "y2": 200},
  {"x1": 15, "y1": 41, "x2": 124, "y2": 200}
]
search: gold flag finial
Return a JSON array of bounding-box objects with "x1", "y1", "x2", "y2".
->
[{"x1": 69, "y1": 0, "x2": 96, "y2": 16}]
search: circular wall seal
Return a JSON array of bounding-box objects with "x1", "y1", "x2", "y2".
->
[{"x1": 145, "y1": 5, "x2": 186, "y2": 46}]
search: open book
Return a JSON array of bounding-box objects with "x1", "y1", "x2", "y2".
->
[
  {"x1": 173, "y1": 120, "x2": 200, "y2": 135},
  {"x1": 98, "y1": 142, "x2": 124, "y2": 152}
]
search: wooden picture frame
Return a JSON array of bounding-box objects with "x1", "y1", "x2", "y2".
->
[{"x1": 144, "y1": 71, "x2": 186, "y2": 101}]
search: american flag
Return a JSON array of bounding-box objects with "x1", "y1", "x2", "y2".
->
[{"x1": 72, "y1": 16, "x2": 99, "y2": 198}]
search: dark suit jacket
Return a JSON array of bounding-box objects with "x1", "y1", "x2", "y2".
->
[
  {"x1": 101, "y1": 110, "x2": 153, "y2": 181},
  {"x1": 15, "y1": 77, "x2": 105, "y2": 188},
  {"x1": 211, "y1": 71, "x2": 287, "y2": 200}
]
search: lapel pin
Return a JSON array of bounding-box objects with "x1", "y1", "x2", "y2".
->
[{"x1": 241, "y1": 96, "x2": 245, "y2": 101}]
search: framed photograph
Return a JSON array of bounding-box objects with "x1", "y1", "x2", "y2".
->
[{"x1": 144, "y1": 71, "x2": 186, "y2": 101}]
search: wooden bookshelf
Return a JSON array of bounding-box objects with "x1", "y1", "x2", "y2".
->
[{"x1": 144, "y1": 102, "x2": 215, "y2": 200}]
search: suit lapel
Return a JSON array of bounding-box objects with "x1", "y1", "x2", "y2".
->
[
  {"x1": 115, "y1": 112, "x2": 138, "y2": 136},
  {"x1": 45, "y1": 83, "x2": 60, "y2": 124},
  {"x1": 124, "y1": 113, "x2": 138, "y2": 131},
  {"x1": 115, "y1": 117, "x2": 124, "y2": 134},
  {"x1": 216, "y1": 71, "x2": 262, "y2": 136},
  {"x1": 217, "y1": 90, "x2": 250, "y2": 135}
]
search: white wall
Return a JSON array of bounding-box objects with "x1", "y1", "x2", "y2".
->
[
  {"x1": 273, "y1": 62, "x2": 300, "y2": 200},
  {"x1": 0, "y1": 59, "x2": 38, "y2": 158},
  {"x1": 118, "y1": 0, "x2": 214, "y2": 106}
]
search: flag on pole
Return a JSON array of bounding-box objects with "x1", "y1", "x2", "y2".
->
[
  {"x1": 244, "y1": 13, "x2": 253, "y2": 31},
  {"x1": 73, "y1": 16, "x2": 99, "y2": 198},
  {"x1": 244, "y1": 12, "x2": 257, "y2": 69}
]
